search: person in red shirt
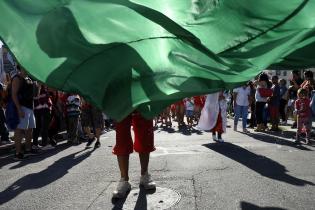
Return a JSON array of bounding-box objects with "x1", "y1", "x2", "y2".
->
[{"x1": 294, "y1": 88, "x2": 311, "y2": 144}]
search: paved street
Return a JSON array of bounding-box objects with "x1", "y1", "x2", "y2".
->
[{"x1": 0, "y1": 119, "x2": 314, "y2": 210}]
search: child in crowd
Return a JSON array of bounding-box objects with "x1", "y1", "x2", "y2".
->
[
  {"x1": 294, "y1": 88, "x2": 311, "y2": 144},
  {"x1": 185, "y1": 97, "x2": 194, "y2": 128}
]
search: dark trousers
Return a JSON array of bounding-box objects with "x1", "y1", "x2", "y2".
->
[
  {"x1": 0, "y1": 108, "x2": 9, "y2": 142},
  {"x1": 249, "y1": 103, "x2": 256, "y2": 127},
  {"x1": 279, "y1": 99, "x2": 287, "y2": 122},
  {"x1": 255, "y1": 101, "x2": 266, "y2": 124},
  {"x1": 68, "y1": 116, "x2": 79, "y2": 143},
  {"x1": 33, "y1": 109, "x2": 51, "y2": 146}
]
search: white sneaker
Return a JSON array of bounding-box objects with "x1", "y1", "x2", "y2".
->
[
  {"x1": 217, "y1": 138, "x2": 224, "y2": 143},
  {"x1": 41, "y1": 144, "x2": 55, "y2": 150},
  {"x1": 140, "y1": 173, "x2": 156, "y2": 190},
  {"x1": 112, "y1": 178, "x2": 131, "y2": 199},
  {"x1": 212, "y1": 135, "x2": 217, "y2": 141}
]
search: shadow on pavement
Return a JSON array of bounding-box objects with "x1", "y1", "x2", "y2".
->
[
  {"x1": 240, "y1": 201, "x2": 287, "y2": 210},
  {"x1": 112, "y1": 186, "x2": 156, "y2": 210},
  {"x1": 155, "y1": 124, "x2": 203, "y2": 136},
  {"x1": 0, "y1": 148, "x2": 95, "y2": 205},
  {"x1": 244, "y1": 132, "x2": 312, "y2": 151},
  {"x1": 9, "y1": 142, "x2": 73, "y2": 170},
  {"x1": 202, "y1": 142, "x2": 314, "y2": 186},
  {"x1": 0, "y1": 142, "x2": 71, "y2": 170}
]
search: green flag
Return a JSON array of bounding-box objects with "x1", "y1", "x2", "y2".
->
[{"x1": 0, "y1": 0, "x2": 315, "y2": 121}]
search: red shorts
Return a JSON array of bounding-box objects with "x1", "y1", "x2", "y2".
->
[{"x1": 113, "y1": 113, "x2": 155, "y2": 155}]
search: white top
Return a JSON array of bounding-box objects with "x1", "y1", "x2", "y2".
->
[
  {"x1": 233, "y1": 87, "x2": 250, "y2": 106},
  {"x1": 197, "y1": 92, "x2": 227, "y2": 133}
]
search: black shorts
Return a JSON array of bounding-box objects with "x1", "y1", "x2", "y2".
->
[{"x1": 81, "y1": 106, "x2": 103, "y2": 129}]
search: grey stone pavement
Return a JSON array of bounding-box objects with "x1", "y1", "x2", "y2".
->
[{"x1": 0, "y1": 119, "x2": 314, "y2": 210}]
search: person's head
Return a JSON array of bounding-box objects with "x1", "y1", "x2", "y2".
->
[
  {"x1": 297, "y1": 88, "x2": 307, "y2": 99},
  {"x1": 271, "y1": 76, "x2": 279, "y2": 84},
  {"x1": 279, "y1": 79, "x2": 286, "y2": 86},
  {"x1": 258, "y1": 73, "x2": 269, "y2": 83},
  {"x1": 304, "y1": 70, "x2": 313, "y2": 81},
  {"x1": 291, "y1": 70, "x2": 300, "y2": 80}
]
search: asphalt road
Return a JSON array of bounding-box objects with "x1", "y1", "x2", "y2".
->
[{"x1": 0, "y1": 119, "x2": 314, "y2": 210}]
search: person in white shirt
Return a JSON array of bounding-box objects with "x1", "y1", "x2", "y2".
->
[{"x1": 233, "y1": 85, "x2": 251, "y2": 132}]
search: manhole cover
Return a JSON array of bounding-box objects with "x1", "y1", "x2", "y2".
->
[{"x1": 117, "y1": 187, "x2": 181, "y2": 210}]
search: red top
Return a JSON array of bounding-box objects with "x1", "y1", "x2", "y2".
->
[
  {"x1": 295, "y1": 98, "x2": 311, "y2": 118},
  {"x1": 193, "y1": 96, "x2": 203, "y2": 106},
  {"x1": 175, "y1": 100, "x2": 185, "y2": 106}
]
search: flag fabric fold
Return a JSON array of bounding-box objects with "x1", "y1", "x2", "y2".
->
[{"x1": 0, "y1": 0, "x2": 315, "y2": 121}]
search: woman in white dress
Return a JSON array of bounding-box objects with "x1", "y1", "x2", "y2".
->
[{"x1": 197, "y1": 91, "x2": 228, "y2": 142}]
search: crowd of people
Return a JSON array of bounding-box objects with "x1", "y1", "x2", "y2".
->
[
  {"x1": 0, "y1": 46, "x2": 113, "y2": 160},
  {"x1": 153, "y1": 70, "x2": 315, "y2": 144},
  {"x1": 1, "y1": 45, "x2": 314, "y2": 199}
]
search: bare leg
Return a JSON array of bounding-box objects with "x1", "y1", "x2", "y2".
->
[
  {"x1": 95, "y1": 128, "x2": 101, "y2": 142},
  {"x1": 117, "y1": 155, "x2": 129, "y2": 181},
  {"x1": 14, "y1": 129, "x2": 23, "y2": 154},
  {"x1": 84, "y1": 127, "x2": 94, "y2": 139},
  {"x1": 139, "y1": 153, "x2": 150, "y2": 175},
  {"x1": 25, "y1": 129, "x2": 32, "y2": 151}
]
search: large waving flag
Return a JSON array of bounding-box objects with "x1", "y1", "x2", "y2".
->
[{"x1": 0, "y1": 0, "x2": 314, "y2": 121}]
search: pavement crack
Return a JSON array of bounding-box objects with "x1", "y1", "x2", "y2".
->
[
  {"x1": 86, "y1": 181, "x2": 113, "y2": 210},
  {"x1": 191, "y1": 176, "x2": 199, "y2": 210}
]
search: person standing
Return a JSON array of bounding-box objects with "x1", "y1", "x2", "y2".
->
[
  {"x1": 290, "y1": 70, "x2": 303, "y2": 128},
  {"x1": 300, "y1": 70, "x2": 315, "y2": 97},
  {"x1": 11, "y1": 67, "x2": 36, "y2": 160},
  {"x1": 33, "y1": 83, "x2": 54, "y2": 150},
  {"x1": 248, "y1": 81, "x2": 257, "y2": 128},
  {"x1": 66, "y1": 94, "x2": 81, "y2": 145},
  {"x1": 233, "y1": 84, "x2": 251, "y2": 132},
  {"x1": 268, "y1": 76, "x2": 281, "y2": 131},
  {"x1": 295, "y1": 88, "x2": 311, "y2": 144},
  {"x1": 197, "y1": 91, "x2": 228, "y2": 142},
  {"x1": 185, "y1": 97, "x2": 194, "y2": 128},
  {"x1": 82, "y1": 100, "x2": 103, "y2": 149},
  {"x1": 279, "y1": 79, "x2": 288, "y2": 125},
  {"x1": 112, "y1": 112, "x2": 156, "y2": 199},
  {"x1": 0, "y1": 82, "x2": 11, "y2": 145}
]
